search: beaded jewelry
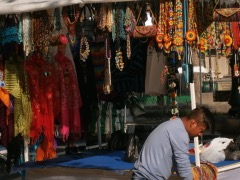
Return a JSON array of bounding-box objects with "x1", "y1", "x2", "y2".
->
[
  {"x1": 168, "y1": 80, "x2": 178, "y2": 116},
  {"x1": 114, "y1": 5, "x2": 126, "y2": 41},
  {"x1": 224, "y1": 35, "x2": 233, "y2": 47},
  {"x1": 173, "y1": 0, "x2": 184, "y2": 60},
  {"x1": 125, "y1": 4, "x2": 134, "y2": 59},
  {"x1": 222, "y1": 22, "x2": 232, "y2": 56},
  {"x1": 124, "y1": 4, "x2": 135, "y2": 35},
  {"x1": 115, "y1": 48, "x2": 124, "y2": 71},
  {"x1": 106, "y1": 3, "x2": 113, "y2": 32},
  {"x1": 207, "y1": 23, "x2": 216, "y2": 50},
  {"x1": 103, "y1": 37, "x2": 112, "y2": 94},
  {"x1": 68, "y1": 34, "x2": 77, "y2": 47},
  {"x1": 112, "y1": 7, "x2": 116, "y2": 42},
  {"x1": 168, "y1": 1, "x2": 174, "y2": 35},
  {"x1": 186, "y1": 0, "x2": 197, "y2": 46},
  {"x1": 156, "y1": 1, "x2": 165, "y2": 49},
  {"x1": 160, "y1": 66, "x2": 169, "y2": 85},
  {"x1": 79, "y1": 36, "x2": 90, "y2": 62},
  {"x1": 163, "y1": 1, "x2": 173, "y2": 53},
  {"x1": 126, "y1": 34, "x2": 131, "y2": 59}
]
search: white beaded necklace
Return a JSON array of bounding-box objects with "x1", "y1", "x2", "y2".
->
[{"x1": 79, "y1": 36, "x2": 90, "y2": 62}]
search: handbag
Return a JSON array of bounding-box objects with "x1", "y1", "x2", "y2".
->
[
  {"x1": 1, "y1": 14, "x2": 22, "y2": 46},
  {"x1": 213, "y1": 0, "x2": 240, "y2": 22},
  {"x1": 133, "y1": 3, "x2": 157, "y2": 39},
  {"x1": 213, "y1": 8, "x2": 240, "y2": 22},
  {"x1": 79, "y1": 4, "x2": 95, "y2": 41}
]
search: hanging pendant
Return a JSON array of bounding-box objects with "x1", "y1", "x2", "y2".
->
[
  {"x1": 115, "y1": 48, "x2": 124, "y2": 71},
  {"x1": 126, "y1": 34, "x2": 131, "y2": 59},
  {"x1": 103, "y1": 37, "x2": 112, "y2": 94},
  {"x1": 103, "y1": 57, "x2": 112, "y2": 94}
]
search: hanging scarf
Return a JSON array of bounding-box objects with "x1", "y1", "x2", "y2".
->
[
  {"x1": 231, "y1": 22, "x2": 240, "y2": 51},
  {"x1": 25, "y1": 53, "x2": 56, "y2": 143},
  {"x1": 54, "y1": 50, "x2": 83, "y2": 141}
]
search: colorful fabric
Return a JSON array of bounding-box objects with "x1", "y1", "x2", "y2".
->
[
  {"x1": 54, "y1": 50, "x2": 82, "y2": 141},
  {"x1": 4, "y1": 58, "x2": 22, "y2": 98},
  {"x1": 91, "y1": 43, "x2": 105, "y2": 94},
  {"x1": 3, "y1": 56, "x2": 32, "y2": 139},
  {"x1": 0, "y1": 100, "x2": 14, "y2": 147},
  {"x1": 36, "y1": 136, "x2": 56, "y2": 161},
  {"x1": 0, "y1": 56, "x2": 11, "y2": 114},
  {"x1": 24, "y1": 53, "x2": 57, "y2": 143},
  {"x1": 192, "y1": 162, "x2": 218, "y2": 180}
]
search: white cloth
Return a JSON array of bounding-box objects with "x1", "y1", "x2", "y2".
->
[{"x1": 0, "y1": 0, "x2": 135, "y2": 15}]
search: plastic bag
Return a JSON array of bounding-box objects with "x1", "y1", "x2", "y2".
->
[{"x1": 200, "y1": 137, "x2": 233, "y2": 163}]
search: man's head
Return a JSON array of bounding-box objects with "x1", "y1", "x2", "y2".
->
[{"x1": 184, "y1": 107, "x2": 215, "y2": 137}]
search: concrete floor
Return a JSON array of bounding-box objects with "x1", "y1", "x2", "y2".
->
[{"x1": 0, "y1": 167, "x2": 183, "y2": 180}]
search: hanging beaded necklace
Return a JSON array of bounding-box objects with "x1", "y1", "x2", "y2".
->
[
  {"x1": 124, "y1": 4, "x2": 135, "y2": 34},
  {"x1": 103, "y1": 37, "x2": 112, "y2": 94},
  {"x1": 106, "y1": 3, "x2": 113, "y2": 32},
  {"x1": 67, "y1": 34, "x2": 77, "y2": 47},
  {"x1": 79, "y1": 36, "x2": 90, "y2": 62},
  {"x1": 112, "y1": 6, "x2": 116, "y2": 42},
  {"x1": 206, "y1": 23, "x2": 215, "y2": 50},
  {"x1": 114, "y1": 4, "x2": 126, "y2": 41},
  {"x1": 185, "y1": 0, "x2": 197, "y2": 47},
  {"x1": 114, "y1": 4, "x2": 126, "y2": 71},
  {"x1": 115, "y1": 48, "x2": 124, "y2": 71},
  {"x1": 173, "y1": 0, "x2": 184, "y2": 60},
  {"x1": 163, "y1": 1, "x2": 172, "y2": 53},
  {"x1": 125, "y1": 4, "x2": 134, "y2": 59},
  {"x1": 223, "y1": 22, "x2": 232, "y2": 56},
  {"x1": 126, "y1": 34, "x2": 131, "y2": 59},
  {"x1": 156, "y1": 1, "x2": 165, "y2": 49},
  {"x1": 168, "y1": 1, "x2": 174, "y2": 37}
]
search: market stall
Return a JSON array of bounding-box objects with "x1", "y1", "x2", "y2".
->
[{"x1": 0, "y1": 0, "x2": 240, "y2": 179}]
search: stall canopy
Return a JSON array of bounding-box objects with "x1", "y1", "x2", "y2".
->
[{"x1": 0, "y1": 0, "x2": 136, "y2": 15}]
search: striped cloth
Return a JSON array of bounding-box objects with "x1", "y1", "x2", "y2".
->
[{"x1": 192, "y1": 162, "x2": 218, "y2": 180}]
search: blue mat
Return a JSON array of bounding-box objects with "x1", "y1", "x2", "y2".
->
[
  {"x1": 57, "y1": 151, "x2": 134, "y2": 170},
  {"x1": 12, "y1": 148, "x2": 240, "y2": 174},
  {"x1": 12, "y1": 150, "x2": 134, "y2": 173}
]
